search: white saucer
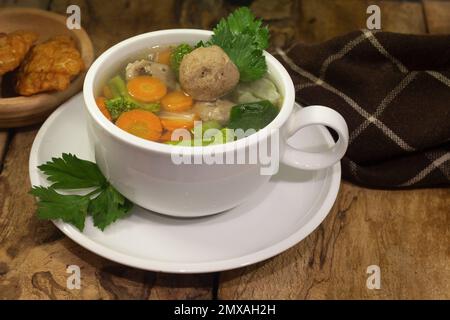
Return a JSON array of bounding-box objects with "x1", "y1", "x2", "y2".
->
[{"x1": 29, "y1": 93, "x2": 341, "y2": 273}]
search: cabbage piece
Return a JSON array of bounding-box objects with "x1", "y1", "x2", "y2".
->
[
  {"x1": 159, "y1": 111, "x2": 196, "y2": 122},
  {"x1": 228, "y1": 76, "x2": 281, "y2": 106}
]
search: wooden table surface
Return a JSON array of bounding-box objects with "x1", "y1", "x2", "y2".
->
[{"x1": 0, "y1": 0, "x2": 449, "y2": 300}]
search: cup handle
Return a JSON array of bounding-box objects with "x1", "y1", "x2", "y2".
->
[{"x1": 281, "y1": 105, "x2": 349, "y2": 170}]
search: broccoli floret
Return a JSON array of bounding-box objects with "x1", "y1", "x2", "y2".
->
[
  {"x1": 105, "y1": 96, "x2": 160, "y2": 121},
  {"x1": 170, "y1": 44, "x2": 193, "y2": 74},
  {"x1": 105, "y1": 97, "x2": 136, "y2": 121}
]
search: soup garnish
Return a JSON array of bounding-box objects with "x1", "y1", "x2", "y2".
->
[
  {"x1": 31, "y1": 154, "x2": 133, "y2": 231},
  {"x1": 96, "y1": 7, "x2": 281, "y2": 145}
]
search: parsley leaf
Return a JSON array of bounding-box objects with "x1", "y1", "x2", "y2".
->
[
  {"x1": 214, "y1": 33, "x2": 267, "y2": 82},
  {"x1": 30, "y1": 186, "x2": 90, "y2": 231},
  {"x1": 38, "y1": 153, "x2": 107, "y2": 189},
  {"x1": 89, "y1": 185, "x2": 133, "y2": 231},
  {"x1": 207, "y1": 7, "x2": 269, "y2": 82},
  {"x1": 32, "y1": 154, "x2": 134, "y2": 232},
  {"x1": 170, "y1": 44, "x2": 193, "y2": 74},
  {"x1": 220, "y1": 6, "x2": 269, "y2": 50}
]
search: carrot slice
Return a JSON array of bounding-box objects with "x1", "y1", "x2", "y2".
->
[
  {"x1": 127, "y1": 76, "x2": 167, "y2": 103},
  {"x1": 161, "y1": 91, "x2": 193, "y2": 112},
  {"x1": 116, "y1": 109, "x2": 162, "y2": 141},
  {"x1": 156, "y1": 49, "x2": 172, "y2": 65},
  {"x1": 161, "y1": 119, "x2": 195, "y2": 131},
  {"x1": 96, "y1": 97, "x2": 112, "y2": 121}
]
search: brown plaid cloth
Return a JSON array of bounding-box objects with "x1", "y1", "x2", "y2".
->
[{"x1": 273, "y1": 30, "x2": 450, "y2": 189}]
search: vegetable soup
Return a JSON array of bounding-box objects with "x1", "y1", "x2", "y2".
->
[{"x1": 95, "y1": 7, "x2": 282, "y2": 146}]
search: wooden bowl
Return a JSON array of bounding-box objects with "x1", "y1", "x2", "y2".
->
[{"x1": 0, "y1": 8, "x2": 94, "y2": 128}]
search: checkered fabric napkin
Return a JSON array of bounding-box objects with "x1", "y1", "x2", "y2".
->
[{"x1": 274, "y1": 30, "x2": 450, "y2": 189}]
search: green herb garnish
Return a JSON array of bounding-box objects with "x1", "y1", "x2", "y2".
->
[
  {"x1": 228, "y1": 100, "x2": 279, "y2": 132},
  {"x1": 30, "y1": 187, "x2": 90, "y2": 231},
  {"x1": 170, "y1": 44, "x2": 193, "y2": 74},
  {"x1": 105, "y1": 96, "x2": 138, "y2": 120},
  {"x1": 203, "y1": 7, "x2": 269, "y2": 82},
  {"x1": 30, "y1": 153, "x2": 133, "y2": 231},
  {"x1": 88, "y1": 184, "x2": 133, "y2": 231},
  {"x1": 216, "y1": 7, "x2": 269, "y2": 51}
]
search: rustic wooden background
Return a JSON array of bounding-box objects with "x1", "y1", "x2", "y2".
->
[{"x1": 0, "y1": 0, "x2": 449, "y2": 300}]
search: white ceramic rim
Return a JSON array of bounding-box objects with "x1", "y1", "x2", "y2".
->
[
  {"x1": 29, "y1": 95, "x2": 341, "y2": 273},
  {"x1": 83, "y1": 29, "x2": 296, "y2": 155}
]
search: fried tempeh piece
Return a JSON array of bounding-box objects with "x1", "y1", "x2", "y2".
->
[
  {"x1": 16, "y1": 35, "x2": 84, "y2": 96},
  {"x1": 0, "y1": 30, "x2": 38, "y2": 76}
]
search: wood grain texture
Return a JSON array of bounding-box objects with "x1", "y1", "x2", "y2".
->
[
  {"x1": 0, "y1": 0, "x2": 49, "y2": 8},
  {"x1": 217, "y1": 0, "x2": 450, "y2": 300},
  {"x1": 424, "y1": 0, "x2": 450, "y2": 33},
  {"x1": 296, "y1": 0, "x2": 369, "y2": 43},
  {"x1": 373, "y1": 0, "x2": 427, "y2": 33},
  {"x1": 0, "y1": 127, "x2": 214, "y2": 299},
  {"x1": 251, "y1": 0, "x2": 298, "y2": 49},
  {"x1": 296, "y1": 0, "x2": 427, "y2": 43},
  {"x1": 0, "y1": 131, "x2": 9, "y2": 168},
  {"x1": 49, "y1": 0, "x2": 181, "y2": 55}
]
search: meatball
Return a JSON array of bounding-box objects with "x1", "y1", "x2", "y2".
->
[
  {"x1": 125, "y1": 59, "x2": 177, "y2": 90},
  {"x1": 179, "y1": 45, "x2": 239, "y2": 101},
  {"x1": 193, "y1": 99, "x2": 234, "y2": 125}
]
